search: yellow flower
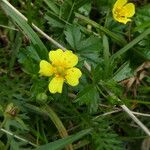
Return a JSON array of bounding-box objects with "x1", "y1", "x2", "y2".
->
[
  {"x1": 112, "y1": 0, "x2": 135, "y2": 24},
  {"x1": 39, "y1": 49, "x2": 82, "y2": 94}
]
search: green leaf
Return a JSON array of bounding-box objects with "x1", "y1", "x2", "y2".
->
[
  {"x1": 9, "y1": 32, "x2": 22, "y2": 71},
  {"x1": 18, "y1": 48, "x2": 39, "y2": 74},
  {"x1": 60, "y1": 0, "x2": 74, "y2": 21},
  {"x1": 1, "y1": 0, "x2": 48, "y2": 59},
  {"x1": 81, "y1": 52, "x2": 99, "y2": 65},
  {"x1": 35, "y1": 129, "x2": 92, "y2": 150},
  {"x1": 111, "y1": 28, "x2": 150, "y2": 61},
  {"x1": 44, "y1": 0, "x2": 59, "y2": 15},
  {"x1": 75, "y1": 13, "x2": 127, "y2": 46},
  {"x1": 102, "y1": 35, "x2": 111, "y2": 78},
  {"x1": 92, "y1": 118, "x2": 123, "y2": 150},
  {"x1": 92, "y1": 64, "x2": 104, "y2": 81},
  {"x1": 78, "y1": 36, "x2": 102, "y2": 52},
  {"x1": 45, "y1": 14, "x2": 65, "y2": 28},
  {"x1": 31, "y1": 77, "x2": 48, "y2": 97},
  {"x1": 113, "y1": 62, "x2": 133, "y2": 82},
  {"x1": 78, "y1": 2, "x2": 91, "y2": 16},
  {"x1": 74, "y1": 0, "x2": 91, "y2": 10},
  {"x1": 26, "y1": 45, "x2": 41, "y2": 62},
  {"x1": 64, "y1": 25, "x2": 81, "y2": 50},
  {"x1": 75, "y1": 85, "x2": 99, "y2": 113},
  {"x1": 134, "y1": 4, "x2": 150, "y2": 32}
]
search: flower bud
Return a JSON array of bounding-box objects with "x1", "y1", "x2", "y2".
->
[{"x1": 36, "y1": 93, "x2": 48, "y2": 104}]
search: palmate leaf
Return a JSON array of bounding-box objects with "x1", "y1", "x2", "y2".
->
[
  {"x1": 78, "y1": 36, "x2": 102, "y2": 52},
  {"x1": 45, "y1": 14, "x2": 65, "y2": 28},
  {"x1": 64, "y1": 25, "x2": 82, "y2": 50},
  {"x1": 64, "y1": 24, "x2": 102, "y2": 54},
  {"x1": 0, "y1": 0, "x2": 48, "y2": 59},
  {"x1": 35, "y1": 129, "x2": 92, "y2": 150},
  {"x1": 75, "y1": 84, "x2": 99, "y2": 113}
]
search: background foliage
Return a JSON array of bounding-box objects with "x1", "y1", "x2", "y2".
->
[{"x1": 0, "y1": 0, "x2": 150, "y2": 150}]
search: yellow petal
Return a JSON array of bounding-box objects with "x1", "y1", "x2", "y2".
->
[
  {"x1": 49, "y1": 49, "x2": 64, "y2": 65},
  {"x1": 65, "y1": 67, "x2": 82, "y2": 86},
  {"x1": 123, "y1": 3, "x2": 135, "y2": 17},
  {"x1": 116, "y1": 17, "x2": 131, "y2": 24},
  {"x1": 49, "y1": 49, "x2": 78, "y2": 68},
  {"x1": 39, "y1": 60, "x2": 53, "y2": 76},
  {"x1": 113, "y1": 0, "x2": 127, "y2": 9},
  {"x1": 48, "y1": 77, "x2": 64, "y2": 93},
  {"x1": 112, "y1": 0, "x2": 127, "y2": 17},
  {"x1": 62, "y1": 51, "x2": 78, "y2": 68}
]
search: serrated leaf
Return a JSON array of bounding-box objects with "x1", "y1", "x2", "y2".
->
[
  {"x1": 93, "y1": 63, "x2": 104, "y2": 81},
  {"x1": 113, "y1": 62, "x2": 133, "y2": 82},
  {"x1": 81, "y1": 52, "x2": 99, "y2": 64},
  {"x1": 18, "y1": 48, "x2": 39, "y2": 74},
  {"x1": 78, "y1": 36, "x2": 102, "y2": 52},
  {"x1": 44, "y1": 0, "x2": 59, "y2": 15},
  {"x1": 92, "y1": 118, "x2": 123, "y2": 150},
  {"x1": 45, "y1": 14, "x2": 65, "y2": 28},
  {"x1": 75, "y1": 85, "x2": 99, "y2": 113},
  {"x1": 64, "y1": 25, "x2": 81, "y2": 50},
  {"x1": 135, "y1": 4, "x2": 150, "y2": 32},
  {"x1": 27, "y1": 45, "x2": 41, "y2": 62}
]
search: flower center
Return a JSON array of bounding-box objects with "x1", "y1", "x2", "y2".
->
[{"x1": 53, "y1": 65, "x2": 66, "y2": 77}]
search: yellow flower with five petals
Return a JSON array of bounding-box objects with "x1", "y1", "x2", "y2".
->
[
  {"x1": 39, "y1": 49, "x2": 82, "y2": 94},
  {"x1": 112, "y1": 0, "x2": 135, "y2": 24}
]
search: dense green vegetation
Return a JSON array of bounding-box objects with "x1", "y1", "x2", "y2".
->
[{"x1": 0, "y1": 0, "x2": 150, "y2": 149}]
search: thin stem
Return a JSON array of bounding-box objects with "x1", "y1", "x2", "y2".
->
[
  {"x1": 121, "y1": 105, "x2": 150, "y2": 136},
  {"x1": 93, "y1": 110, "x2": 121, "y2": 120},
  {"x1": 131, "y1": 111, "x2": 150, "y2": 117},
  {"x1": 94, "y1": 106, "x2": 150, "y2": 120},
  {"x1": 0, "y1": 128, "x2": 38, "y2": 147},
  {"x1": 99, "y1": 104, "x2": 150, "y2": 117}
]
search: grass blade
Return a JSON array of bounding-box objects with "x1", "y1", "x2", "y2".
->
[
  {"x1": 35, "y1": 128, "x2": 92, "y2": 150},
  {"x1": 111, "y1": 28, "x2": 150, "y2": 61}
]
